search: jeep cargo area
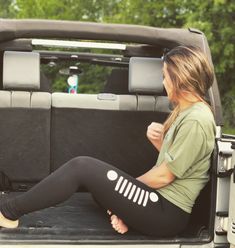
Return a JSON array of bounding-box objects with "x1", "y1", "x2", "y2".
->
[{"x1": 0, "y1": 19, "x2": 234, "y2": 247}]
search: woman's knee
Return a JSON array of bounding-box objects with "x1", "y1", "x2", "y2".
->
[
  {"x1": 67, "y1": 156, "x2": 102, "y2": 183},
  {"x1": 69, "y1": 156, "x2": 92, "y2": 165},
  {"x1": 68, "y1": 156, "x2": 97, "y2": 170}
]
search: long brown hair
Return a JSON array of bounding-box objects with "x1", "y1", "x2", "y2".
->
[{"x1": 163, "y1": 45, "x2": 214, "y2": 136}]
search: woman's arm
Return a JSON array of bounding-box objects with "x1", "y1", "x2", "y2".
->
[{"x1": 136, "y1": 161, "x2": 175, "y2": 189}]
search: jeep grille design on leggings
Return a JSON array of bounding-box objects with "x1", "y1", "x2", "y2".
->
[{"x1": 107, "y1": 170, "x2": 158, "y2": 207}]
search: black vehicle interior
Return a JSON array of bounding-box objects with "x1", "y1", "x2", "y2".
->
[{"x1": 0, "y1": 45, "x2": 216, "y2": 244}]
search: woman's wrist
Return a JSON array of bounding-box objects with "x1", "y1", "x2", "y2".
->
[{"x1": 150, "y1": 139, "x2": 162, "y2": 151}]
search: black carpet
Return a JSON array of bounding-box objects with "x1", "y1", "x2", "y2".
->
[{"x1": 0, "y1": 192, "x2": 209, "y2": 245}]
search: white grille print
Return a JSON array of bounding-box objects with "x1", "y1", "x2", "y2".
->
[{"x1": 107, "y1": 170, "x2": 158, "y2": 207}]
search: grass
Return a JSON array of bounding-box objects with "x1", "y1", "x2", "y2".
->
[{"x1": 222, "y1": 126, "x2": 235, "y2": 135}]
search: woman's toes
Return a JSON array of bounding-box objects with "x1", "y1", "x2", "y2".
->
[
  {"x1": 110, "y1": 214, "x2": 128, "y2": 234},
  {"x1": 110, "y1": 215, "x2": 118, "y2": 225},
  {"x1": 117, "y1": 219, "x2": 128, "y2": 234}
]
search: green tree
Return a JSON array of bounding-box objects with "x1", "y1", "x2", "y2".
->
[
  {"x1": 0, "y1": 0, "x2": 14, "y2": 18},
  {"x1": 179, "y1": 0, "x2": 235, "y2": 132},
  {"x1": 1, "y1": 0, "x2": 234, "y2": 131},
  {"x1": 102, "y1": 0, "x2": 235, "y2": 131},
  {"x1": 10, "y1": 0, "x2": 113, "y2": 21}
]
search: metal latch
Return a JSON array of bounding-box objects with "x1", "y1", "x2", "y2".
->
[
  {"x1": 218, "y1": 151, "x2": 233, "y2": 177},
  {"x1": 216, "y1": 212, "x2": 228, "y2": 235}
]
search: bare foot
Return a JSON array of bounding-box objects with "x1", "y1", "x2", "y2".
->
[
  {"x1": 107, "y1": 210, "x2": 128, "y2": 234},
  {"x1": 0, "y1": 212, "x2": 19, "y2": 228}
]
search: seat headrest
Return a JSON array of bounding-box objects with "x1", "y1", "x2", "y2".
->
[
  {"x1": 3, "y1": 51, "x2": 40, "y2": 90},
  {"x1": 128, "y1": 57, "x2": 163, "y2": 95}
]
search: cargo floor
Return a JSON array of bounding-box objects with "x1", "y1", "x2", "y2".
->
[{"x1": 0, "y1": 192, "x2": 209, "y2": 244}]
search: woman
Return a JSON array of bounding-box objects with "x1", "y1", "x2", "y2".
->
[{"x1": 0, "y1": 45, "x2": 216, "y2": 237}]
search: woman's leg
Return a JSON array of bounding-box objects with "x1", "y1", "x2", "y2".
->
[{"x1": 0, "y1": 156, "x2": 189, "y2": 236}]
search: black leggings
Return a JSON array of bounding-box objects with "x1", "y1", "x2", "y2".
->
[{"x1": 0, "y1": 156, "x2": 189, "y2": 236}]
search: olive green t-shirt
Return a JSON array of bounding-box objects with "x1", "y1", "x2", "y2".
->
[{"x1": 155, "y1": 102, "x2": 216, "y2": 213}]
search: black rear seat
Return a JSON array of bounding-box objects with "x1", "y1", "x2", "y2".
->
[
  {"x1": 0, "y1": 51, "x2": 51, "y2": 188},
  {"x1": 103, "y1": 68, "x2": 129, "y2": 94},
  {"x1": 50, "y1": 57, "x2": 170, "y2": 175}
]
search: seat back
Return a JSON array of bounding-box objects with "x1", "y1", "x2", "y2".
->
[
  {"x1": 51, "y1": 57, "x2": 170, "y2": 177},
  {"x1": 0, "y1": 51, "x2": 51, "y2": 188},
  {"x1": 102, "y1": 68, "x2": 129, "y2": 94}
]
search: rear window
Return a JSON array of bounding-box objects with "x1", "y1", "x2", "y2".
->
[{"x1": 36, "y1": 39, "x2": 129, "y2": 94}]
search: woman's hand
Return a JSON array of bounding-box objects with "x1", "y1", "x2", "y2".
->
[{"x1": 146, "y1": 122, "x2": 164, "y2": 151}]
